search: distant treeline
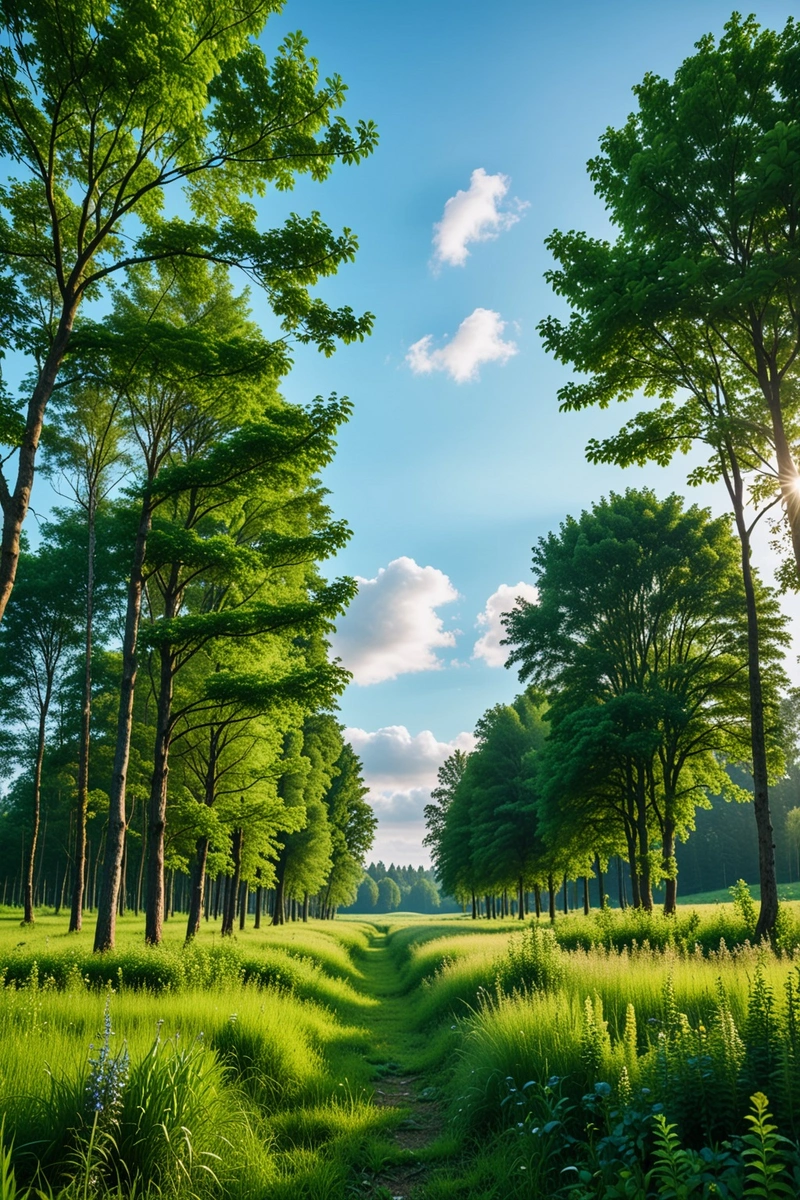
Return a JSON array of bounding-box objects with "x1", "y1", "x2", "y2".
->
[{"x1": 344, "y1": 862, "x2": 461, "y2": 914}]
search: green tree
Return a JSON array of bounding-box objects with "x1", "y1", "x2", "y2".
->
[
  {"x1": 0, "y1": 544, "x2": 83, "y2": 921},
  {"x1": 376, "y1": 876, "x2": 401, "y2": 913},
  {"x1": 40, "y1": 390, "x2": 126, "y2": 932},
  {"x1": 423, "y1": 747, "x2": 469, "y2": 886},
  {"x1": 0, "y1": 1, "x2": 377, "y2": 624},
  {"x1": 504, "y1": 490, "x2": 787, "y2": 914},
  {"x1": 537, "y1": 14, "x2": 800, "y2": 937},
  {"x1": 319, "y1": 743, "x2": 374, "y2": 918}
]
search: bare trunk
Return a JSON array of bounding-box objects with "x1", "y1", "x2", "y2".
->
[
  {"x1": 518, "y1": 875, "x2": 525, "y2": 920},
  {"x1": 93, "y1": 497, "x2": 152, "y2": 952},
  {"x1": 145, "y1": 638, "x2": 175, "y2": 945},
  {"x1": 24, "y1": 705, "x2": 50, "y2": 924},
  {"x1": 0, "y1": 310, "x2": 76, "y2": 624},
  {"x1": 724, "y1": 450, "x2": 779, "y2": 942},
  {"x1": 583, "y1": 875, "x2": 590, "y2": 916},
  {"x1": 663, "y1": 819, "x2": 677, "y2": 916},
  {"x1": 548, "y1": 874, "x2": 556, "y2": 921},
  {"x1": 595, "y1": 855, "x2": 605, "y2": 909},
  {"x1": 70, "y1": 496, "x2": 96, "y2": 932},
  {"x1": 185, "y1": 837, "x2": 209, "y2": 942},
  {"x1": 272, "y1": 850, "x2": 287, "y2": 926},
  {"x1": 221, "y1": 828, "x2": 243, "y2": 937}
]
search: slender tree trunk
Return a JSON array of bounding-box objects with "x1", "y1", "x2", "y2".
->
[
  {"x1": 185, "y1": 837, "x2": 209, "y2": 942},
  {"x1": 548, "y1": 874, "x2": 556, "y2": 921},
  {"x1": 135, "y1": 808, "x2": 146, "y2": 918},
  {"x1": 663, "y1": 817, "x2": 677, "y2": 916},
  {"x1": 272, "y1": 849, "x2": 288, "y2": 926},
  {"x1": 562, "y1": 873, "x2": 569, "y2": 915},
  {"x1": 145, "y1": 629, "x2": 177, "y2": 945},
  {"x1": 70, "y1": 491, "x2": 96, "y2": 933},
  {"x1": 471, "y1": 891, "x2": 477, "y2": 920},
  {"x1": 238, "y1": 881, "x2": 247, "y2": 930},
  {"x1": 736, "y1": 507, "x2": 778, "y2": 940},
  {"x1": 24, "y1": 704, "x2": 51, "y2": 924},
  {"x1": 534, "y1": 884, "x2": 541, "y2": 918},
  {"x1": 583, "y1": 876, "x2": 590, "y2": 916},
  {"x1": 518, "y1": 875, "x2": 525, "y2": 920},
  {"x1": 221, "y1": 828, "x2": 243, "y2": 937},
  {"x1": 0, "y1": 309, "x2": 76, "y2": 624},
  {"x1": 94, "y1": 497, "x2": 153, "y2": 952},
  {"x1": 595, "y1": 855, "x2": 605, "y2": 909},
  {"x1": 254, "y1": 881, "x2": 262, "y2": 929},
  {"x1": 118, "y1": 832, "x2": 127, "y2": 916}
]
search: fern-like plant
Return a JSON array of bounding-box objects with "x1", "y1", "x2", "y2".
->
[{"x1": 742, "y1": 1091, "x2": 795, "y2": 1198}]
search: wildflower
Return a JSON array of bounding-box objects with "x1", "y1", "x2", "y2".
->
[{"x1": 86, "y1": 997, "x2": 129, "y2": 1117}]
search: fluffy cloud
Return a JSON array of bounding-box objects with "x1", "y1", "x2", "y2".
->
[
  {"x1": 473, "y1": 581, "x2": 539, "y2": 667},
  {"x1": 432, "y1": 168, "x2": 527, "y2": 268},
  {"x1": 406, "y1": 308, "x2": 518, "y2": 384},
  {"x1": 331, "y1": 557, "x2": 459, "y2": 685},
  {"x1": 346, "y1": 725, "x2": 476, "y2": 826}
]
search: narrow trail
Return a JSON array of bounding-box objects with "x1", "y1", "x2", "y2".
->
[{"x1": 351, "y1": 927, "x2": 445, "y2": 1200}]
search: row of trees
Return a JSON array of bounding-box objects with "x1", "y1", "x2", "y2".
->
[
  {"x1": 0, "y1": 3, "x2": 380, "y2": 949},
  {"x1": 346, "y1": 862, "x2": 452, "y2": 913},
  {"x1": 491, "y1": 13, "x2": 800, "y2": 940},
  {"x1": 424, "y1": 489, "x2": 790, "y2": 923}
]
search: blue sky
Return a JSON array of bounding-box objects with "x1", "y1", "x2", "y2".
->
[{"x1": 245, "y1": 0, "x2": 800, "y2": 865}]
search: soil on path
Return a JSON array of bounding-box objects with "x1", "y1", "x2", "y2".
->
[{"x1": 351, "y1": 928, "x2": 447, "y2": 1200}]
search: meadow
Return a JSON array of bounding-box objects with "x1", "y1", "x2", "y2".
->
[{"x1": 1, "y1": 899, "x2": 800, "y2": 1198}]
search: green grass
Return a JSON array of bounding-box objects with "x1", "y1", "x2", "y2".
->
[{"x1": 3, "y1": 904, "x2": 800, "y2": 1198}]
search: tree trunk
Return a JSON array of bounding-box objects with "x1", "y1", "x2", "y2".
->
[
  {"x1": 272, "y1": 849, "x2": 288, "y2": 926},
  {"x1": 595, "y1": 855, "x2": 605, "y2": 909},
  {"x1": 548, "y1": 874, "x2": 556, "y2": 921},
  {"x1": 70, "y1": 490, "x2": 96, "y2": 933},
  {"x1": 221, "y1": 828, "x2": 243, "y2": 937},
  {"x1": 583, "y1": 875, "x2": 590, "y2": 916},
  {"x1": 0, "y1": 308, "x2": 76, "y2": 625},
  {"x1": 663, "y1": 819, "x2": 677, "y2": 916},
  {"x1": 562, "y1": 873, "x2": 569, "y2": 915},
  {"x1": 238, "y1": 881, "x2": 247, "y2": 930},
  {"x1": 518, "y1": 875, "x2": 525, "y2": 920},
  {"x1": 24, "y1": 705, "x2": 50, "y2": 924},
  {"x1": 534, "y1": 884, "x2": 541, "y2": 918},
  {"x1": 471, "y1": 890, "x2": 477, "y2": 920},
  {"x1": 93, "y1": 497, "x2": 153, "y2": 952},
  {"x1": 185, "y1": 837, "x2": 209, "y2": 942},
  {"x1": 302, "y1": 891, "x2": 309, "y2": 922},
  {"x1": 740, "y1": 532, "x2": 777, "y2": 938},
  {"x1": 145, "y1": 622, "x2": 177, "y2": 945},
  {"x1": 254, "y1": 884, "x2": 262, "y2": 929}
]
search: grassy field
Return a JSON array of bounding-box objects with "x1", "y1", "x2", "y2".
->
[{"x1": 1, "y1": 902, "x2": 800, "y2": 1198}]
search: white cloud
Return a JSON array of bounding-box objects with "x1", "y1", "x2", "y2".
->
[
  {"x1": 346, "y1": 725, "x2": 476, "y2": 826},
  {"x1": 406, "y1": 308, "x2": 518, "y2": 384},
  {"x1": 331, "y1": 557, "x2": 459, "y2": 685},
  {"x1": 473, "y1": 581, "x2": 539, "y2": 667},
  {"x1": 432, "y1": 168, "x2": 527, "y2": 268}
]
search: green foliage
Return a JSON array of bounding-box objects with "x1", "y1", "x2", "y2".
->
[
  {"x1": 495, "y1": 923, "x2": 566, "y2": 994},
  {"x1": 730, "y1": 880, "x2": 758, "y2": 938}
]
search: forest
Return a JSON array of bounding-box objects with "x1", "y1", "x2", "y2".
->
[{"x1": 2, "y1": 4, "x2": 800, "y2": 1200}]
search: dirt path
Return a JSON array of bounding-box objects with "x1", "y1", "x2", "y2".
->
[{"x1": 351, "y1": 929, "x2": 446, "y2": 1199}]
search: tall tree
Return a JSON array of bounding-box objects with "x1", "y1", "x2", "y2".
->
[
  {"x1": 0, "y1": 545, "x2": 83, "y2": 921},
  {"x1": 538, "y1": 13, "x2": 800, "y2": 934},
  {"x1": 504, "y1": 490, "x2": 787, "y2": 915},
  {"x1": 0, "y1": 1, "x2": 377, "y2": 623},
  {"x1": 40, "y1": 392, "x2": 125, "y2": 932}
]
